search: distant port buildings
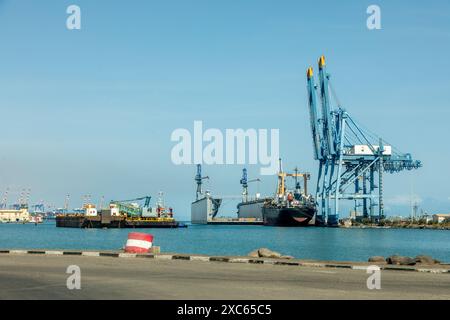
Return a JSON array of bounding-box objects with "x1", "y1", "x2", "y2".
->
[
  {"x1": 0, "y1": 208, "x2": 30, "y2": 223},
  {"x1": 433, "y1": 214, "x2": 450, "y2": 224}
]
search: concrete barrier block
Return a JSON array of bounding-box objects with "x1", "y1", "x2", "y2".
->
[
  {"x1": 10, "y1": 250, "x2": 27, "y2": 254},
  {"x1": 383, "y1": 266, "x2": 416, "y2": 272},
  {"x1": 82, "y1": 252, "x2": 100, "y2": 257},
  {"x1": 45, "y1": 250, "x2": 64, "y2": 255},
  {"x1": 229, "y1": 258, "x2": 250, "y2": 263},
  {"x1": 190, "y1": 256, "x2": 210, "y2": 262},
  {"x1": 27, "y1": 250, "x2": 46, "y2": 254},
  {"x1": 172, "y1": 254, "x2": 190, "y2": 260},
  {"x1": 136, "y1": 253, "x2": 155, "y2": 259},
  {"x1": 274, "y1": 261, "x2": 300, "y2": 266},
  {"x1": 99, "y1": 252, "x2": 119, "y2": 257},
  {"x1": 63, "y1": 251, "x2": 82, "y2": 256},
  {"x1": 351, "y1": 265, "x2": 369, "y2": 270},
  {"x1": 248, "y1": 259, "x2": 264, "y2": 264},
  {"x1": 299, "y1": 262, "x2": 326, "y2": 268},
  {"x1": 417, "y1": 268, "x2": 449, "y2": 274},
  {"x1": 325, "y1": 264, "x2": 352, "y2": 269},
  {"x1": 155, "y1": 254, "x2": 173, "y2": 260},
  {"x1": 209, "y1": 256, "x2": 230, "y2": 262},
  {"x1": 118, "y1": 253, "x2": 137, "y2": 258}
]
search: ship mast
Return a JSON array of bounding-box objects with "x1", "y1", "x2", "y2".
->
[
  {"x1": 277, "y1": 158, "x2": 286, "y2": 197},
  {"x1": 294, "y1": 167, "x2": 300, "y2": 193},
  {"x1": 277, "y1": 161, "x2": 311, "y2": 197}
]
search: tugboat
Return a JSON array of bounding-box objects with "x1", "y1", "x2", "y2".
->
[{"x1": 262, "y1": 159, "x2": 316, "y2": 226}]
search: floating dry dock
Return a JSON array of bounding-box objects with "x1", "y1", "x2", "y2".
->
[{"x1": 206, "y1": 217, "x2": 263, "y2": 225}]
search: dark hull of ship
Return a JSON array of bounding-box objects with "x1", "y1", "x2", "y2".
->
[{"x1": 262, "y1": 205, "x2": 315, "y2": 226}]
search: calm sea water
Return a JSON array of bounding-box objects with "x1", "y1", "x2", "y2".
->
[{"x1": 1, "y1": 221, "x2": 449, "y2": 262}]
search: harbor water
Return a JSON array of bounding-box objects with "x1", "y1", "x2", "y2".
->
[{"x1": 0, "y1": 221, "x2": 449, "y2": 262}]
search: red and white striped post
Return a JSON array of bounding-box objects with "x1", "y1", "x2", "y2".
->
[{"x1": 125, "y1": 232, "x2": 153, "y2": 253}]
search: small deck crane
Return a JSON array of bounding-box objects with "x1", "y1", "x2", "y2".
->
[
  {"x1": 195, "y1": 164, "x2": 209, "y2": 200},
  {"x1": 240, "y1": 168, "x2": 261, "y2": 202}
]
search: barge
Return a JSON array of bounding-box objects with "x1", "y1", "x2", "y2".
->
[
  {"x1": 55, "y1": 215, "x2": 180, "y2": 228},
  {"x1": 57, "y1": 195, "x2": 182, "y2": 228}
]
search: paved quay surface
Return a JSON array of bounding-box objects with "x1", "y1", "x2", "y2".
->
[{"x1": 0, "y1": 254, "x2": 449, "y2": 299}]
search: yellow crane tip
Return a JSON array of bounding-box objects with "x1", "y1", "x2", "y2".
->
[
  {"x1": 307, "y1": 67, "x2": 313, "y2": 78},
  {"x1": 318, "y1": 55, "x2": 326, "y2": 68}
]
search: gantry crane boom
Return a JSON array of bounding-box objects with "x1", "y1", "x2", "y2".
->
[
  {"x1": 318, "y1": 56, "x2": 336, "y2": 156},
  {"x1": 307, "y1": 67, "x2": 322, "y2": 161}
]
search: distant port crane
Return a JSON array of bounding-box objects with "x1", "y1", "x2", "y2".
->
[
  {"x1": 32, "y1": 203, "x2": 45, "y2": 213},
  {"x1": 11, "y1": 188, "x2": 31, "y2": 210},
  {"x1": 0, "y1": 188, "x2": 9, "y2": 209},
  {"x1": 306, "y1": 56, "x2": 422, "y2": 226},
  {"x1": 64, "y1": 194, "x2": 70, "y2": 213}
]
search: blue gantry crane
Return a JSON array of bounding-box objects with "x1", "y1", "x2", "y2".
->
[{"x1": 306, "y1": 56, "x2": 422, "y2": 226}]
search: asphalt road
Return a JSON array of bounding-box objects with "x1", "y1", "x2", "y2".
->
[{"x1": 0, "y1": 254, "x2": 449, "y2": 299}]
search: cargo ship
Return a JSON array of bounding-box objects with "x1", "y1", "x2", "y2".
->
[
  {"x1": 56, "y1": 194, "x2": 182, "y2": 228},
  {"x1": 262, "y1": 160, "x2": 316, "y2": 226}
]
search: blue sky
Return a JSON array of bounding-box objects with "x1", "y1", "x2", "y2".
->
[{"x1": 0, "y1": 0, "x2": 449, "y2": 219}]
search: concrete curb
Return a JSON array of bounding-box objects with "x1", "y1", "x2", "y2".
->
[
  {"x1": 229, "y1": 258, "x2": 250, "y2": 263},
  {"x1": 0, "y1": 249, "x2": 448, "y2": 274},
  {"x1": 45, "y1": 250, "x2": 64, "y2": 255},
  {"x1": 155, "y1": 254, "x2": 173, "y2": 260},
  {"x1": 190, "y1": 256, "x2": 210, "y2": 262},
  {"x1": 82, "y1": 251, "x2": 100, "y2": 257},
  {"x1": 10, "y1": 250, "x2": 28, "y2": 254},
  {"x1": 352, "y1": 265, "x2": 370, "y2": 270}
]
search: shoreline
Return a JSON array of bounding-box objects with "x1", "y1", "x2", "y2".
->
[
  {"x1": 2, "y1": 220, "x2": 450, "y2": 230},
  {"x1": 1, "y1": 245, "x2": 449, "y2": 265},
  {"x1": 1, "y1": 249, "x2": 449, "y2": 299},
  {"x1": 1, "y1": 248, "x2": 449, "y2": 273},
  {"x1": 340, "y1": 225, "x2": 450, "y2": 230}
]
